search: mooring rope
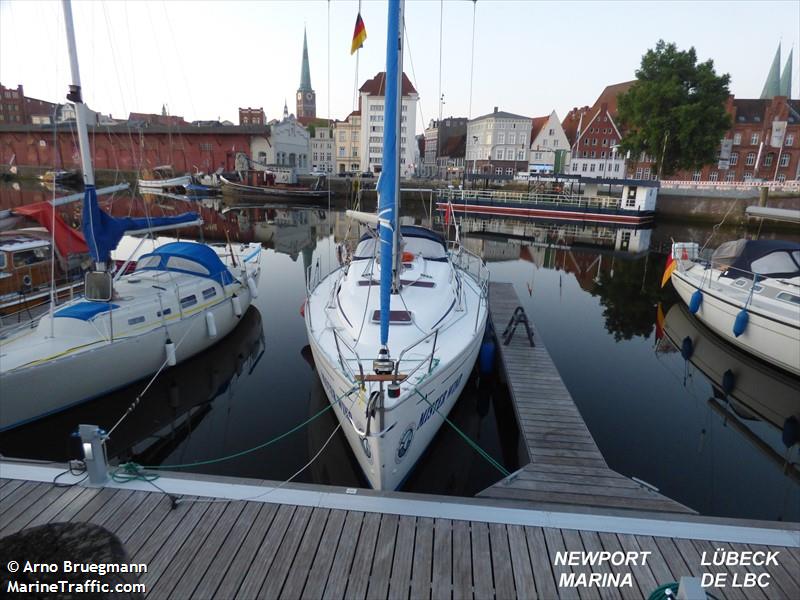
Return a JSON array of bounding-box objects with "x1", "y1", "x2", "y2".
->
[{"x1": 413, "y1": 388, "x2": 511, "y2": 478}]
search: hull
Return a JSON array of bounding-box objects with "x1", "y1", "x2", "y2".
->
[
  {"x1": 440, "y1": 201, "x2": 654, "y2": 225},
  {"x1": 221, "y1": 178, "x2": 328, "y2": 200},
  {"x1": 308, "y1": 314, "x2": 483, "y2": 491},
  {"x1": 137, "y1": 175, "x2": 192, "y2": 189},
  {"x1": 671, "y1": 270, "x2": 800, "y2": 376},
  {"x1": 0, "y1": 285, "x2": 252, "y2": 431}
]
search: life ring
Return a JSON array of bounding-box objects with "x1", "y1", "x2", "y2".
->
[
  {"x1": 402, "y1": 251, "x2": 415, "y2": 263},
  {"x1": 22, "y1": 274, "x2": 32, "y2": 288}
]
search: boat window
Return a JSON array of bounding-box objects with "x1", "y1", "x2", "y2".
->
[
  {"x1": 84, "y1": 271, "x2": 113, "y2": 302},
  {"x1": 137, "y1": 255, "x2": 161, "y2": 270},
  {"x1": 180, "y1": 294, "x2": 197, "y2": 308},
  {"x1": 752, "y1": 284, "x2": 763, "y2": 293},
  {"x1": 202, "y1": 287, "x2": 217, "y2": 299},
  {"x1": 128, "y1": 316, "x2": 145, "y2": 325},
  {"x1": 371, "y1": 309, "x2": 412, "y2": 324},
  {"x1": 0, "y1": 254, "x2": 5, "y2": 270},
  {"x1": 733, "y1": 279, "x2": 747, "y2": 287},
  {"x1": 157, "y1": 308, "x2": 172, "y2": 317},
  {"x1": 165, "y1": 256, "x2": 210, "y2": 275},
  {"x1": 750, "y1": 251, "x2": 799, "y2": 277},
  {"x1": 777, "y1": 292, "x2": 800, "y2": 305},
  {"x1": 12, "y1": 247, "x2": 49, "y2": 268}
]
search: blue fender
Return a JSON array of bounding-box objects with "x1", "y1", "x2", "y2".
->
[
  {"x1": 733, "y1": 309, "x2": 749, "y2": 338},
  {"x1": 680, "y1": 336, "x2": 694, "y2": 361},
  {"x1": 689, "y1": 290, "x2": 703, "y2": 314}
]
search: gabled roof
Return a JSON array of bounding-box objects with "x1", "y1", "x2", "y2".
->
[
  {"x1": 529, "y1": 115, "x2": 549, "y2": 144},
  {"x1": 592, "y1": 81, "x2": 635, "y2": 115},
  {"x1": 470, "y1": 108, "x2": 530, "y2": 123},
  {"x1": 732, "y1": 99, "x2": 768, "y2": 124},
  {"x1": 359, "y1": 72, "x2": 417, "y2": 96}
]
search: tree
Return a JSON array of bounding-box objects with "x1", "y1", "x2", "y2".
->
[{"x1": 617, "y1": 40, "x2": 731, "y2": 177}]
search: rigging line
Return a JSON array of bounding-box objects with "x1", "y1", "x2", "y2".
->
[
  {"x1": 328, "y1": 0, "x2": 333, "y2": 274},
  {"x1": 437, "y1": 0, "x2": 443, "y2": 123},
  {"x1": 468, "y1": 0, "x2": 477, "y2": 119},
  {"x1": 160, "y1": 0, "x2": 197, "y2": 120},
  {"x1": 402, "y1": 20, "x2": 425, "y2": 130}
]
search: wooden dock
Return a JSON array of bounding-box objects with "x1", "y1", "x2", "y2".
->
[
  {"x1": 480, "y1": 282, "x2": 692, "y2": 514},
  {"x1": 1, "y1": 461, "x2": 798, "y2": 599}
]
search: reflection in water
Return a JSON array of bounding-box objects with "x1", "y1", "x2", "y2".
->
[
  {"x1": 1, "y1": 179, "x2": 798, "y2": 517},
  {"x1": 661, "y1": 303, "x2": 800, "y2": 491}
]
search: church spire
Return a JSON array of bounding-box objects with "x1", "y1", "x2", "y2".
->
[
  {"x1": 283, "y1": 99, "x2": 288, "y2": 120},
  {"x1": 760, "y1": 44, "x2": 782, "y2": 99},
  {"x1": 779, "y1": 48, "x2": 793, "y2": 99},
  {"x1": 299, "y1": 27, "x2": 312, "y2": 91}
]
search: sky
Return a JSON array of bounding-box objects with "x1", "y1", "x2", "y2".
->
[{"x1": 1, "y1": 0, "x2": 798, "y2": 134}]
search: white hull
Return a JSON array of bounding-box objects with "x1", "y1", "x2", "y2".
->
[
  {"x1": 308, "y1": 311, "x2": 482, "y2": 490},
  {"x1": 137, "y1": 175, "x2": 192, "y2": 189},
  {"x1": 671, "y1": 269, "x2": 800, "y2": 376},
  {"x1": 0, "y1": 242, "x2": 262, "y2": 431},
  {"x1": 0, "y1": 291, "x2": 249, "y2": 430}
]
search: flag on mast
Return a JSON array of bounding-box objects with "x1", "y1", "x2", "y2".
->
[{"x1": 351, "y1": 12, "x2": 367, "y2": 54}]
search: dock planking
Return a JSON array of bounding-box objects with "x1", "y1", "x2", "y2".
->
[
  {"x1": 1, "y1": 467, "x2": 798, "y2": 599},
  {"x1": 480, "y1": 282, "x2": 693, "y2": 514}
]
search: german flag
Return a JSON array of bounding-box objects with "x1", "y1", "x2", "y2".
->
[
  {"x1": 351, "y1": 12, "x2": 367, "y2": 55},
  {"x1": 661, "y1": 254, "x2": 676, "y2": 288}
]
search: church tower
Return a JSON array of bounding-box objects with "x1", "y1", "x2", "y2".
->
[{"x1": 296, "y1": 28, "x2": 316, "y2": 119}]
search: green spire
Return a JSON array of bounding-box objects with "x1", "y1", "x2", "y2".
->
[
  {"x1": 780, "y1": 48, "x2": 793, "y2": 98},
  {"x1": 299, "y1": 27, "x2": 312, "y2": 91},
  {"x1": 760, "y1": 44, "x2": 781, "y2": 99}
]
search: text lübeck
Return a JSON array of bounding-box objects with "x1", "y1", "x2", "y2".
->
[{"x1": 699, "y1": 549, "x2": 779, "y2": 567}]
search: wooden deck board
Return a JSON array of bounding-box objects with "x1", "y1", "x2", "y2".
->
[
  {"x1": 481, "y1": 282, "x2": 693, "y2": 515},
  {"x1": 0, "y1": 472, "x2": 797, "y2": 600}
]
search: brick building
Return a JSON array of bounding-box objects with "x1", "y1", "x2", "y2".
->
[
  {"x1": 1, "y1": 83, "x2": 58, "y2": 125},
  {"x1": 0, "y1": 123, "x2": 267, "y2": 174},
  {"x1": 239, "y1": 107, "x2": 266, "y2": 126}
]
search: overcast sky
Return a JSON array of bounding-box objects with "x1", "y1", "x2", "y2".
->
[{"x1": 1, "y1": 0, "x2": 798, "y2": 132}]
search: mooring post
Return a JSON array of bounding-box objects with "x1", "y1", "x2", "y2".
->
[{"x1": 78, "y1": 424, "x2": 108, "y2": 485}]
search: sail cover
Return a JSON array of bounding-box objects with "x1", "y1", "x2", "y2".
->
[
  {"x1": 82, "y1": 185, "x2": 199, "y2": 263},
  {"x1": 14, "y1": 201, "x2": 89, "y2": 257}
]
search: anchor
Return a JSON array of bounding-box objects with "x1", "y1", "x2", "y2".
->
[{"x1": 502, "y1": 306, "x2": 535, "y2": 347}]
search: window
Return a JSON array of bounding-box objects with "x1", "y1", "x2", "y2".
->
[
  {"x1": 780, "y1": 152, "x2": 790, "y2": 167},
  {"x1": 602, "y1": 139, "x2": 608, "y2": 146},
  {"x1": 549, "y1": 128, "x2": 554, "y2": 135},
  {"x1": 589, "y1": 164, "x2": 596, "y2": 172},
  {"x1": 777, "y1": 174, "x2": 786, "y2": 182},
  {"x1": 202, "y1": 287, "x2": 217, "y2": 300},
  {"x1": 725, "y1": 172, "x2": 735, "y2": 182},
  {"x1": 180, "y1": 295, "x2": 198, "y2": 309},
  {"x1": 505, "y1": 168, "x2": 513, "y2": 175},
  {"x1": 572, "y1": 163, "x2": 578, "y2": 172},
  {"x1": 786, "y1": 134, "x2": 795, "y2": 146},
  {"x1": 709, "y1": 171, "x2": 718, "y2": 182},
  {"x1": 751, "y1": 251, "x2": 800, "y2": 276},
  {"x1": 508, "y1": 133, "x2": 516, "y2": 144},
  {"x1": 12, "y1": 247, "x2": 49, "y2": 268},
  {"x1": 733, "y1": 133, "x2": 741, "y2": 145},
  {"x1": 730, "y1": 152, "x2": 739, "y2": 166},
  {"x1": 599, "y1": 163, "x2": 605, "y2": 171},
  {"x1": 498, "y1": 133, "x2": 505, "y2": 144},
  {"x1": 635, "y1": 168, "x2": 643, "y2": 179},
  {"x1": 128, "y1": 316, "x2": 145, "y2": 326},
  {"x1": 581, "y1": 163, "x2": 587, "y2": 172},
  {"x1": 517, "y1": 150, "x2": 525, "y2": 160},
  {"x1": 495, "y1": 167, "x2": 502, "y2": 175},
  {"x1": 553, "y1": 139, "x2": 559, "y2": 147},
  {"x1": 243, "y1": 117, "x2": 249, "y2": 124},
  {"x1": 745, "y1": 152, "x2": 756, "y2": 166},
  {"x1": 743, "y1": 172, "x2": 753, "y2": 180},
  {"x1": 542, "y1": 139, "x2": 548, "y2": 147},
  {"x1": 495, "y1": 148, "x2": 503, "y2": 160},
  {"x1": 592, "y1": 138, "x2": 597, "y2": 146},
  {"x1": 643, "y1": 167, "x2": 651, "y2": 179},
  {"x1": 750, "y1": 133, "x2": 759, "y2": 145},
  {"x1": 764, "y1": 153, "x2": 773, "y2": 167},
  {"x1": 692, "y1": 171, "x2": 702, "y2": 181}
]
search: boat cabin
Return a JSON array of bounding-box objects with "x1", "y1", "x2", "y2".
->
[{"x1": 0, "y1": 233, "x2": 53, "y2": 304}]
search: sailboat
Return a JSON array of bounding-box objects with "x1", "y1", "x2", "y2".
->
[
  {"x1": 0, "y1": 0, "x2": 262, "y2": 431},
  {"x1": 304, "y1": 0, "x2": 489, "y2": 490}
]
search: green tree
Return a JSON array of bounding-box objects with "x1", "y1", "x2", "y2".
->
[{"x1": 617, "y1": 40, "x2": 731, "y2": 177}]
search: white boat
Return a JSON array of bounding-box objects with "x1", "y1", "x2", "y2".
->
[
  {"x1": 137, "y1": 166, "x2": 192, "y2": 191},
  {"x1": 669, "y1": 239, "x2": 800, "y2": 376},
  {"x1": 0, "y1": 0, "x2": 262, "y2": 431},
  {"x1": 304, "y1": 0, "x2": 489, "y2": 491}
]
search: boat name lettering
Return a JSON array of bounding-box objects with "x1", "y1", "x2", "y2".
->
[
  {"x1": 418, "y1": 374, "x2": 462, "y2": 429},
  {"x1": 699, "y1": 549, "x2": 780, "y2": 567}
]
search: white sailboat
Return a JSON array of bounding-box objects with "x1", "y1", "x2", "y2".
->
[
  {"x1": 304, "y1": 0, "x2": 489, "y2": 491},
  {"x1": 669, "y1": 239, "x2": 800, "y2": 376},
  {"x1": 0, "y1": 0, "x2": 262, "y2": 431}
]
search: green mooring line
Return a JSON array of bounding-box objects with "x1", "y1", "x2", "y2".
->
[{"x1": 414, "y1": 388, "x2": 511, "y2": 478}]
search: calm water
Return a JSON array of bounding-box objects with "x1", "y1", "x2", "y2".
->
[{"x1": 1, "y1": 181, "x2": 798, "y2": 521}]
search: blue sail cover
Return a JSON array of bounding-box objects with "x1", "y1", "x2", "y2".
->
[
  {"x1": 377, "y1": 0, "x2": 401, "y2": 347},
  {"x1": 82, "y1": 185, "x2": 200, "y2": 263},
  {"x1": 136, "y1": 241, "x2": 235, "y2": 285}
]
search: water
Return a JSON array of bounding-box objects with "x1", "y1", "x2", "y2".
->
[{"x1": 1, "y1": 180, "x2": 798, "y2": 520}]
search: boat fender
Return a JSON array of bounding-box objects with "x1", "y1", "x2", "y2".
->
[
  {"x1": 388, "y1": 382, "x2": 401, "y2": 399},
  {"x1": 247, "y1": 276, "x2": 258, "y2": 299},
  {"x1": 782, "y1": 416, "x2": 799, "y2": 448},
  {"x1": 688, "y1": 290, "x2": 703, "y2": 314},
  {"x1": 733, "y1": 309, "x2": 749, "y2": 338},
  {"x1": 205, "y1": 312, "x2": 218, "y2": 338},
  {"x1": 680, "y1": 336, "x2": 693, "y2": 361},
  {"x1": 721, "y1": 369, "x2": 735, "y2": 396},
  {"x1": 232, "y1": 294, "x2": 243, "y2": 318},
  {"x1": 479, "y1": 339, "x2": 496, "y2": 375},
  {"x1": 165, "y1": 338, "x2": 177, "y2": 367}
]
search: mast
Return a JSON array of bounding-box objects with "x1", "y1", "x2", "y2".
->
[
  {"x1": 61, "y1": 0, "x2": 95, "y2": 188},
  {"x1": 377, "y1": 0, "x2": 404, "y2": 351}
]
